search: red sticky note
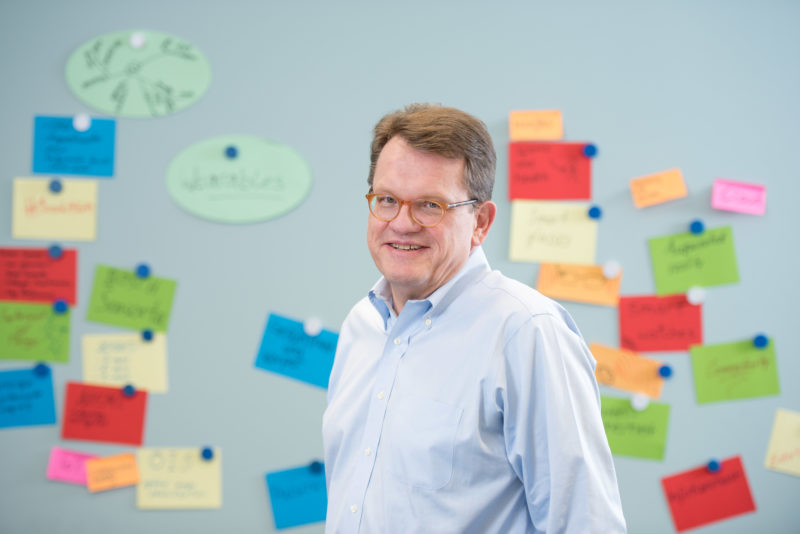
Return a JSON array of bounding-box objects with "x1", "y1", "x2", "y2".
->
[
  {"x1": 0, "y1": 247, "x2": 77, "y2": 305},
  {"x1": 508, "y1": 142, "x2": 592, "y2": 200},
  {"x1": 661, "y1": 456, "x2": 756, "y2": 532},
  {"x1": 619, "y1": 294, "x2": 702, "y2": 352},
  {"x1": 61, "y1": 382, "x2": 147, "y2": 446}
]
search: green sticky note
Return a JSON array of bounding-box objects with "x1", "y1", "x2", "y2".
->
[
  {"x1": 87, "y1": 265, "x2": 177, "y2": 332},
  {"x1": 649, "y1": 226, "x2": 739, "y2": 295},
  {"x1": 601, "y1": 396, "x2": 670, "y2": 460},
  {"x1": 0, "y1": 301, "x2": 70, "y2": 362},
  {"x1": 690, "y1": 339, "x2": 779, "y2": 404}
]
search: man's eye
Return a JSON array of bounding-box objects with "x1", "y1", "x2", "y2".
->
[
  {"x1": 422, "y1": 201, "x2": 440, "y2": 210},
  {"x1": 378, "y1": 196, "x2": 397, "y2": 205}
]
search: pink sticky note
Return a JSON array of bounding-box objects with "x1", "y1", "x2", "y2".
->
[
  {"x1": 711, "y1": 179, "x2": 766, "y2": 215},
  {"x1": 46, "y1": 446, "x2": 98, "y2": 485}
]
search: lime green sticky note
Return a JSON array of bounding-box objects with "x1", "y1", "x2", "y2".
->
[
  {"x1": 0, "y1": 301, "x2": 70, "y2": 362},
  {"x1": 601, "y1": 396, "x2": 670, "y2": 460},
  {"x1": 649, "y1": 226, "x2": 739, "y2": 295},
  {"x1": 87, "y1": 265, "x2": 177, "y2": 332},
  {"x1": 690, "y1": 339, "x2": 780, "y2": 404}
]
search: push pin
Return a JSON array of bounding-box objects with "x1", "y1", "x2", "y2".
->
[
  {"x1": 48, "y1": 245, "x2": 63, "y2": 260},
  {"x1": 304, "y1": 317, "x2": 323, "y2": 337},
  {"x1": 658, "y1": 365, "x2": 673, "y2": 379},
  {"x1": 225, "y1": 146, "x2": 238, "y2": 159},
  {"x1": 122, "y1": 384, "x2": 136, "y2": 397},
  {"x1": 49, "y1": 179, "x2": 63, "y2": 194},
  {"x1": 602, "y1": 260, "x2": 621, "y2": 279},
  {"x1": 201, "y1": 447, "x2": 214, "y2": 461},
  {"x1": 130, "y1": 32, "x2": 147, "y2": 49},
  {"x1": 53, "y1": 299, "x2": 68, "y2": 314},
  {"x1": 631, "y1": 394, "x2": 649, "y2": 412},
  {"x1": 686, "y1": 286, "x2": 706, "y2": 305},
  {"x1": 309, "y1": 460, "x2": 323, "y2": 474},
  {"x1": 588, "y1": 205, "x2": 602, "y2": 219},
  {"x1": 34, "y1": 363, "x2": 50, "y2": 377},
  {"x1": 141, "y1": 329, "x2": 154, "y2": 342},
  {"x1": 135, "y1": 263, "x2": 151, "y2": 279},
  {"x1": 583, "y1": 144, "x2": 598, "y2": 158},
  {"x1": 706, "y1": 459, "x2": 721, "y2": 473},
  {"x1": 689, "y1": 219, "x2": 705, "y2": 235},
  {"x1": 753, "y1": 334, "x2": 769, "y2": 349},
  {"x1": 72, "y1": 113, "x2": 91, "y2": 132}
]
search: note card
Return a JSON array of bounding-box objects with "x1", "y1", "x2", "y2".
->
[
  {"x1": 87, "y1": 265, "x2": 177, "y2": 332},
  {"x1": 591, "y1": 343, "x2": 665, "y2": 398},
  {"x1": 630, "y1": 168, "x2": 687, "y2": 208},
  {"x1": 0, "y1": 301, "x2": 70, "y2": 363},
  {"x1": 508, "y1": 142, "x2": 591, "y2": 200},
  {"x1": 266, "y1": 464, "x2": 327, "y2": 529},
  {"x1": 649, "y1": 226, "x2": 739, "y2": 295},
  {"x1": 765, "y1": 409, "x2": 800, "y2": 477},
  {"x1": 255, "y1": 314, "x2": 338, "y2": 389},
  {"x1": 618, "y1": 295, "x2": 702, "y2": 352},
  {"x1": 61, "y1": 382, "x2": 147, "y2": 445},
  {"x1": 86, "y1": 453, "x2": 139, "y2": 492},
  {"x1": 508, "y1": 110, "x2": 563, "y2": 141},
  {"x1": 711, "y1": 179, "x2": 766, "y2": 215},
  {"x1": 0, "y1": 366, "x2": 56, "y2": 429},
  {"x1": 12, "y1": 177, "x2": 98, "y2": 241},
  {"x1": 0, "y1": 247, "x2": 77, "y2": 305},
  {"x1": 601, "y1": 396, "x2": 670, "y2": 460},
  {"x1": 47, "y1": 446, "x2": 98, "y2": 485},
  {"x1": 82, "y1": 333, "x2": 168, "y2": 393},
  {"x1": 690, "y1": 338, "x2": 779, "y2": 404},
  {"x1": 32, "y1": 115, "x2": 115, "y2": 177},
  {"x1": 509, "y1": 201, "x2": 597, "y2": 264},
  {"x1": 137, "y1": 448, "x2": 222, "y2": 509},
  {"x1": 537, "y1": 263, "x2": 621, "y2": 306},
  {"x1": 662, "y1": 456, "x2": 756, "y2": 532}
]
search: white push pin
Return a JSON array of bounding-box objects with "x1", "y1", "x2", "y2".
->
[
  {"x1": 303, "y1": 317, "x2": 323, "y2": 337},
  {"x1": 686, "y1": 286, "x2": 706, "y2": 305},
  {"x1": 602, "y1": 260, "x2": 621, "y2": 279},
  {"x1": 130, "y1": 32, "x2": 147, "y2": 49},
  {"x1": 72, "y1": 113, "x2": 91, "y2": 132},
  {"x1": 631, "y1": 393, "x2": 650, "y2": 412}
]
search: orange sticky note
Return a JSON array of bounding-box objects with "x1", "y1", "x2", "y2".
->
[
  {"x1": 85, "y1": 453, "x2": 139, "y2": 493},
  {"x1": 590, "y1": 343, "x2": 665, "y2": 398},
  {"x1": 630, "y1": 168, "x2": 688, "y2": 208},
  {"x1": 536, "y1": 263, "x2": 621, "y2": 306},
  {"x1": 509, "y1": 110, "x2": 563, "y2": 141}
]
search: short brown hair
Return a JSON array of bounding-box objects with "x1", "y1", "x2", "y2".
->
[{"x1": 368, "y1": 103, "x2": 496, "y2": 202}]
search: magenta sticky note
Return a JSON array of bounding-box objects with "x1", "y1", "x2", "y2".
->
[
  {"x1": 46, "y1": 446, "x2": 98, "y2": 485},
  {"x1": 711, "y1": 179, "x2": 766, "y2": 215}
]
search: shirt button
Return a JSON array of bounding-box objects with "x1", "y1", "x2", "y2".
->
[
  {"x1": 377, "y1": 391, "x2": 385, "y2": 400},
  {"x1": 350, "y1": 505, "x2": 358, "y2": 513},
  {"x1": 393, "y1": 337, "x2": 401, "y2": 345},
  {"x1": 425, "y1": 318, "x2": 432, "y2": 326},
  {"x1": 364, "y1": 448, "x2": 371, "y2": 456}
]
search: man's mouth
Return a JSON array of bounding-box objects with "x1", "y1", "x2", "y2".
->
[{"x1": 390, "y1": 243, "x2": 422, "y2": 251}]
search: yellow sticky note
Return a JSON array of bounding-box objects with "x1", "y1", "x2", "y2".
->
[
  {"x1": 765, "y1": 409, "x2": 800, "y2": 477},
  {"x1": 137, "y1": 448, "x2": 222, "y2": 509},
  {"x1": 82, "y1": 333, "x2": 169, "y2": 393},
  {"x1": 12, "y1": 177, "x2": 98, "y2": 241},
  {"x1": 629, "y1": 168, "x2": 687, "y2": 208},
  {"x1": 537, "y1": 263, "x2": 621, "y2": 306},
  {"x1": 509, "y1": 110, "x2": 564, "y2": 141},
  {"x1": 590, "y1": 343, "x2": 664, "y2": 399},
  {"x1": 86, "y1": 453, "x2": 139, "y2": 493},
  {"x1": 509, "y1": 201, "x2": 597, "y2": 264}
]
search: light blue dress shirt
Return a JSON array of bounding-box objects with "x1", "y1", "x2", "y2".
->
[{"x1": 323, "y1": 247, "x2": 626, "y2": 533}]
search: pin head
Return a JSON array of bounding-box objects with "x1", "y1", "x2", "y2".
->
[
  {"x1": 690, "y1": 219, "x2": 705, "y2": 234},
  {"x1": 588, "y1": 205, "x2": 602, "y2": 219},
  {"x1": 122, "y1": 384, "x2": 136, "y2": 397},
  {"x1": 753, "y1": 334, "x2": 769, "y2": 349},
  {"x1": 34, "y1": 363, "x2": 50, "y2": 377},
  {"x1": 225, "y1": 146, "x2": 238, "y2": 159},
  {"x1": 53, "y1": 299, "x2": 68, "y2": 314},
  {"x1": 73, "y1": 113, "x2": 91, "y2": 132},
  {"x1": 136, "y1": 264, "x2": 151, "y2": 279},
  {"x1": 707, "y1": 459, "x2": 721, "y2": 473},
  {"x1": 48, "y1": 245, "x2": 63, "y2": 260},
  {"x1": 309, "y1": 460, "x2": 323, "y2": 474},
  {"x1": 142, "y1": 329, "x2": 154, "y2": 342},
  {"x1": 583, "y1": 144, "x2": 598, "y2": 157},
  {"x1": 49, "y1": 179, "x2": 63, "y2": 194},
  {"x1": 658, "y1": 365, "x2": 673, "y2": 378},
  {"x1": 201, "y1": 447, "x2": 214, "y2": 461}
]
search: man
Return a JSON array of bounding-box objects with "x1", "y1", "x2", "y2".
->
[{"x1": 323, "y1": 103, "x2": 626, "y2": 533}]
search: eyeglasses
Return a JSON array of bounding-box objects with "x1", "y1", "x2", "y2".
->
[{"x1": 366, "y1": 193, "x2": 478, "y2": 227}]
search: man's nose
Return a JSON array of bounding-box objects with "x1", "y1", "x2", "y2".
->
[{"x1": 389, "y1": 202, "x2": 421, "y2": 231}]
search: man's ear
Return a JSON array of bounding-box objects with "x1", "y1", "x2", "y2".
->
[{"x1": 471, "y1": 201, "x2": 497, "y2": 247}]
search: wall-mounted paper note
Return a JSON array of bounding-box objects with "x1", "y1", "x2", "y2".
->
[
  {"x1": 0, "y1": 247, "x2": 77, "y2": 305},
  {"x1": 537, "y1": 263, "x2": 621, "y2": 306},
  {"x1": 137, "y1": 448, "x2": 222, "y2": 509},
  {"x1": 266, "y1": 464, "x2": 327, "y2": 529},
  {"x1": 12, "y1": 178, "x2": 98, "y2": 241},
  {"x1": 32, "y1": 115, "x2": 115, "y2": 177},
  {"x1": 661, "y1": 456, "x2": 756, "y2": 532},
  {"x1": 509, "y1": 201, "x2": 597, "y2": 264},
  {"x1": 255, "y1": 314, "x2": 337, "y2": 389},
  {"x1": 87, "y1": 265, "x2": 177, "y2": 332},
  {"x1": 591, "y1": 343, "x2": 665, "y2": 398},
  {"x1": 46, "y1": 446, "x2": 98, "y2": 485},
  {"x1": 82, "y1": 333, "x2": 168, "y2": 393},
  {"x1": 618, "y1": 294, "x2": 702, "y2": 352},
  {"x1": 86, "y1": 453, "x2": 139, "y2": 492},
  {"x1": 61, "y1": 382, "x2": 147, "y2": 445},
  {"x1": 0, "y1": 301, "x2": 70, "y2": 362},
  {"x1": 764, "y1": 409, "x2": 800, "y2": 477},
  {"x1": 601, "y1": 396, "x2": 670, "y2": 460},
  {"x1": 508, "y1": 143, "x2": 591, "y2": 200},
  {"x1": 0, "y1": 367, "x2": 56, "y2": 429},
  {"x1": 649, "y1": 226, "x2": 739, "y2": 295},
  {"x1": 711, "y1": 179, "x2": 766, "y2": 215},
  {"x1": 630, "y1": 168, "x2": 687, "y2": 208},
  {"x1": 690, "y1": 338, "x2": 779, "y2": 404},
  {"x1": 508, "y1": 110, "x2": 563, "y2": 141}
]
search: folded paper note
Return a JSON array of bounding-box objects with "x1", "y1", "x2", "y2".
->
[
  {"x1": 591, "y1": 343, "x2": 665, "y2": 398},
  {"x1": 630, "y1": 168, "x2": 687, "y2": 208},
  {"x1": 82, "y1": 332, "x2": 168, "y2": 393},
  {"x1": 764, "y1": 408, "x2": 800, "y2": 477},
  {"x1": 61, "y1": 382, "x2": 147, "y2": 445},
  {"x1": 690, "y1": 338, "x2": 779, "y2": 404},
  {"x1": 0, "y1": 367, "x2": 56, "y2": 429},
  {"x1": 711, "y1": 179, "x2": 766, "y2": 215},
  {"x1": 12, "y1": 178, "x2": 98, "y2": 241},
  {"x1": 0, "y1": 247, "x2": 77, "y2": 305},
  {"x1": 47, "y1": 446, "x2": 98, "y2": 485},
  {"x1": 508, "y1": 142, "x2": 591, "y2": 200},
  {"x1": 266, "y1": 464, "x2": 327, "y2": 529},
  {"x1": 86, "y1": 453, "x2": 139, "y2": 492},
  {"x1": 32, "y1": 115, "x2": 115, "y2": 177},
  {"x1": 601, "y1": 396, "x2": 670, "y2": 460},
  {"x1": 0, "y1": 301, "x2": 70, "y2": 362},
  {"x1": 137, "y1": 448, "x2": 221, "y2": 509},
  {"x1": 508, "y1": 110, "x2": 563, "y2": 141},
  {"x1": 537, "y1": 263, "x2": 621, "y2": 306},
  {"x1": 618, "y1": 294, "x2": 702, "y2": 352},
  {"x1": 509, "y1": 201, "x2": 597, "y2": 264}
]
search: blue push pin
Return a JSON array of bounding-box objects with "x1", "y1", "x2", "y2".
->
[
  {"x1": 49, "y1": 179, "x2": 63, "y2": 194},
  {"x1": 753, "y1": 334, "x2": 769, "y2": 349},
  {"x1": 141, "y1": 329, "x2": 154, "y2": 342},
  {"x1": 582, "y1": 144, "x2": 598, "y2": 158},
  {"x1": 48, "y1": 245, "x2": 63, "y2": 259},
  {"x1": 34, "y1": 363, "x2": 50, "y2": 377},
  {"x1": 689, "y1": 219, "x2": 705, "y2": 234},
  {"x1": 707, "y1": 458, "x2": 721, "y2": 473},
  {"x1": 588, "y1": 205, "x2": 602, "y2": 219},
  {"x1": 225, "y1": 146, "x2": 238, "y2": 159},
  {"x1": 658, "y1": 365, "x2": 673, "y2": 379},
  {"x1": 53, "y1": 299, "x2": 68, "y2": 314},
  {"x1": 201, "y1": 447, "x2": 214, "y2": 461},
  {"x1": 122, "y1": 384, "x2": 136, "y2": 397},
  {"x1": 309, "y1": 460, "x2": 323, "y2": 474},
  {"x1": 135, "y1": 263, "x2": 150, "y2": 279}
]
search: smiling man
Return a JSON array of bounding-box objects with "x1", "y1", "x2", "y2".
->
[{"x1": 322, "y1": 104, "x2": 626, "y2": 534}]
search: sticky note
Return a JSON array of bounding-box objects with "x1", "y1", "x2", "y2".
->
[
  {"x1": 61, "y1": 382, "x2": 147, "y2": 446},
  {"x1": 649, "y1": 226, "x2": 739, "y2": 295},
  {"x1": 0, "y1": 247, "x2": 78, "y2": 305},
  {"x1": 86, "y1": 453, "x2": 139, "y2": 492},
  {"x1": 630, "y1": 168, "x2": 687, "y2": 208},
  {"x1": 690, "y1": 338, "x2": 779, "y2": 404},
  {"x1": 0, "y1": 301, "x2": 70, "y2": 363},
  {"x1": 508, "y1": 142, "x2": 591, "y2": 200},
  {"x1": 661, "y1": 456, "x2": 756, "y2": 532},
  {"x1": 12, "y1": 177, "x2": 98, "y2": 241},
  {"x1": 591, "y1": 344, "x2": 665, "y2": 398},
  {"x1": 87, "y1": 265, "x2": 177, "y2": 332},
  {"x1": 0, "y1": 366, "x2": 56, "y2": 429},
  {"x1": 601, "y1": 396, "x2": 670, "y2": 460},
  {"x1": 82, "y1": 333, "x2": 168, "y2": 393},
  {"x1": 536, "y1": 263, "x2": 621, "y2": 306},
  {"x1": 266, "y1": 464, "x2": 327, "y2": 529},
  {"x1": 32, "y1": 115, "x2": 115, "y2": 177},
  {"x1": 47, "y1": 447, "x2": 98, "y2": 485},
  {"x1": 509, "y1": 201, "x2": 597, "y2": 264},
  {"x1": 137, "y1": 448, "x2": 222, "y2": 509},
  {"x1": 508, "y1": 110, "x2": 563, "y2": 141},
  {"x1": 711, "y1": 178, "x2": 766, "y2": 215},
  {"x1": 764, "y1": 409, "x2": 800, "y2": 477},
  {"x1": 618, "y1": 295, "x2": 702, "y2": 352}
]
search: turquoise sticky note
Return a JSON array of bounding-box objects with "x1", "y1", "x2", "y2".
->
[
  {"x1": 0, "y1": 366, "x2": 56, "y2": 429},
  {"x1": 266, "y1": 463, "x2": 327, "y2": 529},
  {"x1": 254, "y1": 314, "x2": 337, "y2": 389},
  {"x1": 32, "y1": 115, "x2": 115, "y2": 177}
]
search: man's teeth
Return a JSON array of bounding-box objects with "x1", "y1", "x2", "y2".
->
[{"x1": 391, "y1": 244, "x2": 421, "y2": 250}]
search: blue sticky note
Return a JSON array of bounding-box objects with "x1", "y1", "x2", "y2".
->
[
  {"x1": 265, "y1": 464, "x2": 327, "y2": 529},
  {"x1": 32, "y1": 115, "x2": 116, "y2": 177},
  {"x1": 255, "y1": 313, "x2": 337, "y2": 389},
  {"x1": 0, "y1": 367, "x2": 57, "y2": 429}
]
